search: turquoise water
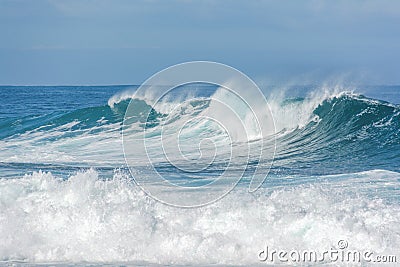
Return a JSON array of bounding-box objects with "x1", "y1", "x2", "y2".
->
[{"x1": 0, "y1": 85, "x2": 399, "y2": 265}]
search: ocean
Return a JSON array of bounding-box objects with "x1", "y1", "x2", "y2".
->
[{"x1": 0, "y1": 84, "x2": 399, "y2": 265}]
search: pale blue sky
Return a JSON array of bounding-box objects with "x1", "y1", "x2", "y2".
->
[{"x1": 0, "y1": 0, "x2": 399, "y2": 85}]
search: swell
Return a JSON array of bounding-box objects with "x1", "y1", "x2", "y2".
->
[{"x1": 1, "y1": 88, "x2": 399, "y2": 173}]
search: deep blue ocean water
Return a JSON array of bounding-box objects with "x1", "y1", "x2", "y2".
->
[{"x1": 0, "y1": 84, "x2": 399, "y2": 265}]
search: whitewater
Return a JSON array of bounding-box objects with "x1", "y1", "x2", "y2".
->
[{"x1": 0, "y1": 85, "x2": 399, "y2": 265}]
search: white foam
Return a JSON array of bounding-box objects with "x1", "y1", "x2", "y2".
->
[
  {"x1": 0, "y1": 121, "x2": 124, "y2": 165},
  {"x1": 0, "y1": 169, "x2": 399, "y2": 265}
]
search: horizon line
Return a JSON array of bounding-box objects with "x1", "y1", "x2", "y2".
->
[{"x1": 1, "y1": 83, "x2": 400, "y2": 87}]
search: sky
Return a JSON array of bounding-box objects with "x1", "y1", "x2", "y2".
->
[{"x1": 0, "y1": 0, "x2": 399, "y2": 85}]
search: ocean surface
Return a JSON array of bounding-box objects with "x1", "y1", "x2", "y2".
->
[{"x1": 0, "y1": 84, "x2": 399, "y2": 265}]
